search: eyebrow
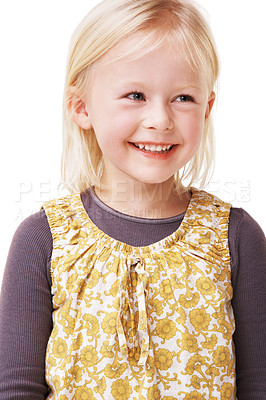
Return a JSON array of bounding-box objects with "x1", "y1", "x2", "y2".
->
[
  {"x1": 118, "y1": 81, "x2": 145, "y2": 89},
  {"x1": 172, "y1": 85, "x2": 201, "y2": 91},
  {"x1": 118, "y1": 81, "x2": 201, "y2": 91},
  {"x1": 121, "y1": 81, "x2": 201, "y2": 94}
]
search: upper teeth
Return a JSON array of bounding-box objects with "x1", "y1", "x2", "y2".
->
[{"x1": 135, "y1": 144, "x2": 172, "y2": 151}]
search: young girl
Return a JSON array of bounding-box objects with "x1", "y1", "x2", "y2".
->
[{"x1": 0, "y1": 0, "x2": 265, "y2": 399}]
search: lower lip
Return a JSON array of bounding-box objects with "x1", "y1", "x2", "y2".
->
[{"x1": 129, "y1": 143, "x2": 178, "y2": 160}]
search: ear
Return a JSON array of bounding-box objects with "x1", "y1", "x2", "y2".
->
[
  {"x1": 205, "y1": 91, "x2": 216, "y2": 120},
  {"x1": 67, "y1": 87, "x2": 92, "y2": 130}
]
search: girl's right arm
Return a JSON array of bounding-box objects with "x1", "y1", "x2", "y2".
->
[{"x1": 0, "y1": 210, "x2": 53, "y2": 399}]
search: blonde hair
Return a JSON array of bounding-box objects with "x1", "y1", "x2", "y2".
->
[{"x1": 62, "y1": 0, "x2": 219, "y2": 193}]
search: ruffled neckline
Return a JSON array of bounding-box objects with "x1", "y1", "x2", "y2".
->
[{"x1": 72, "y1": 188, "x2": 200, "y2": 256}]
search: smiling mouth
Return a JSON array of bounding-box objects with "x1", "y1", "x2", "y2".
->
[{"x1": 131, "y1": 143, "x2": 174, "y2": 153}]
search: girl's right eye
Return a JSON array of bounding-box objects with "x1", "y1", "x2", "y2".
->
[{"x1": 126, "y1": 92, "x2": 145, "y2": 101}]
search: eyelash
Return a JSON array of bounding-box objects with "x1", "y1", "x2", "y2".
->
[
  {"x1": 175, "y1": 94, "x2": 195, "y2": 103},
  {"x1": 125, "y1": 91, "x2": 195, "y2": 103},
  {"x1": 126, "y1": 92, "x2": 145, "y2": 101}
]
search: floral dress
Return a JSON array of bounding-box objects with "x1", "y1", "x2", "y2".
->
[{"x1": 43, "y1": 188, "x2": 236, "y2": 400}]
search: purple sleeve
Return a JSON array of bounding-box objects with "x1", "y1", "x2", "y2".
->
[
  {"x1": 0, "y1": 210, "x2": 53, "y2": 399},
  {"x1": 229, "y1": 208, "x2": 266, "y2": 399}
]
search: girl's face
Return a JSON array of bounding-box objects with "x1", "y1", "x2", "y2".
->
[{"x1": 73, "y1": 32, "x2": 215, "y2": 189}]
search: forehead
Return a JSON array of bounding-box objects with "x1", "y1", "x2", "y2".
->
[
  {"x1": 91, "y1": 31, "x2": 204, "y2": 85},
  {"x1": 95, "y1": 30, "x2": 186, "y2": 66}
]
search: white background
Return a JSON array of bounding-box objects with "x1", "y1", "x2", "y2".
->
[{"x1": 0, "y1": 0, "x2": 265, "y2": 285}]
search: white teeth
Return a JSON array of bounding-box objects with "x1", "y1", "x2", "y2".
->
[{"x1": 134, "y1": 143, "x2": 173, "y2": 152}]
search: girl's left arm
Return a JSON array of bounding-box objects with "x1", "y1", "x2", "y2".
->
[{"x1": 230, "y1": 208, "x2": 266, "y2": 400}]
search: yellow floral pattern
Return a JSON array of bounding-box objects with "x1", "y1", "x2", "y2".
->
[{"x1": 43, "y1": 189, "x2": 236, "y2": 399}]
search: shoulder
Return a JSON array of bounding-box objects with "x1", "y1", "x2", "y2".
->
[
  {"x1": 3, "y1": 210, "x2": 53, "y2": 289},
  {"x1": 229, "y1": 207, "x2": 265, "y2": 249},
  {"x1": 42, "y1": 192, "x2": 81, "y2": 211},
  {"x1": 8, "y1": 209, "x2": 53, "y2": 267},
  {"x1": 197, "y1": 189, "x2": 264, "y2": 241},
  {"x1": 193, "y1": 189, "x2": 231, "y2": 209},
  {"x1": 229, "y1": 207, "x2": 266, "y2": 285},
  {"x1": 13, "y1": 209, "x2": 52, "y2": 248},
  {"x1": 42, "y1": 192, "x2": 83, "y2": 228}
]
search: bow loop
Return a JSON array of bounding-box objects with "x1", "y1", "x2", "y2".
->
[{"x1": 116, "y1": 257, "x2": 150, "y2": 365}]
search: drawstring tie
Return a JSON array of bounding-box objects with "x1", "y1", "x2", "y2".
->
[{"x1": 116, "y1": 258, "x2": 149, "y2": 366}]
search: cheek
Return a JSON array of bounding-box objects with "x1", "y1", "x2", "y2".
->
[
  {"x1": 95, "y1": 109, "x2": 138, "y2": 145},
  {"x1": 92, "y1": 120, "x2": 129, "y2": 157},
  {"x1": 109, "y1": 107, "x2": 139, "y2": 134},
  {"x1": 181, "y1": 111, "x2": 205, "y2": 143}
]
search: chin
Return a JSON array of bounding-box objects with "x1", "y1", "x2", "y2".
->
[{"x1": 137, "y1": 174, "x2": 176, "y2": 186}]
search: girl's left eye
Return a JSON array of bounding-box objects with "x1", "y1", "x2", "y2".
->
[
  {"x1": 174, "y1": 94, "x2": 195, "y2": 102},
  {"x1": 126, "y1": 92, "x2": 145, "y2": 101}
]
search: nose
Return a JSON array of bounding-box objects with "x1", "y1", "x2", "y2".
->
[{"x1": 143, "y1": 100, "x2": 174, "y2": 132}]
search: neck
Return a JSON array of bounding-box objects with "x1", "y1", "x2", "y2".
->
[{"x1": 94, "y1": 178, "x2": 191, "y2": 219}]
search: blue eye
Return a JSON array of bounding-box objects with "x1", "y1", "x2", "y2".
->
[
  {"x1": 175, "y1": 95, "x2": 194, "y2": 102},
  {"x1": 127, "y1": 92, "x2": 145, "y2": 101}
]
